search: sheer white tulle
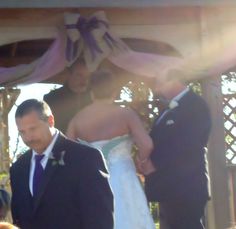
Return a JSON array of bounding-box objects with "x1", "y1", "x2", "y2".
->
[{"x1": 90, "y1": 135, "x2": 155, "y2": 229}]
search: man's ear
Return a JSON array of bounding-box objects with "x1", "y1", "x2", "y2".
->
[{"x1": 48, "y1": 115, "x2": 55, "y2": 127}]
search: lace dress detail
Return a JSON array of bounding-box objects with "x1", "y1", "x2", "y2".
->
[{"x1": 87, "y1": 135, "x2": 155, "y2": 229}]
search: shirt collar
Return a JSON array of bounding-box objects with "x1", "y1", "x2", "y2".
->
[{"x1": 172, "y1": 87, "x2": 189, "y2": 102}]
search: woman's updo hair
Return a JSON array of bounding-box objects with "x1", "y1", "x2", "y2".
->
[{"x1": 90, "y1": 69, "x2": 116, "y2": 99}]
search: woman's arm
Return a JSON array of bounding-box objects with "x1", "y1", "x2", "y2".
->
[
  {"x1": 125, "y1": 107, "x2": 153, "y2": 161},
  {"x1": 125, "y1": 107, "x2": 156, "y2": 175}
]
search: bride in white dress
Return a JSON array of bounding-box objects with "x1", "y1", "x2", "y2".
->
[{"x1": 66, "y1": 69, "x2": 156, "y2": 229}]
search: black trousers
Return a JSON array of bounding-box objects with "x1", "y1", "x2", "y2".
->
[{"x1": 159, "y1": 198, "x2": 207, "y2": 229}]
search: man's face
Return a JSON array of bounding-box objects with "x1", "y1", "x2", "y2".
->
[
  {"x1": 16, "y1": 110, "x2": 54, "y2": 154},
  {"x1": 68, "y1": 63, "x2": 90, "y2": 94}
]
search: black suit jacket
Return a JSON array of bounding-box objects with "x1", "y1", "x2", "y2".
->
[
  {"x1": 145, "y1": 90, "x2": 212, "y2": 203},
  {"x1": 10, "y1": 133, "x2": 114, "y2": 229}
]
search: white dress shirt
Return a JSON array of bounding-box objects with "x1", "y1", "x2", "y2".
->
[
  {"x1": 171, "y1": 87, "x2": 189, "y2": 103},
  {"x1": 29, "y1": 129, "x2": 59, "y2": 195}
]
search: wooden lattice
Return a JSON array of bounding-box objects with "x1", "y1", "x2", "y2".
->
[
  {"x1": 223, "y1": 93, "x2": 236, "y2": 164},
  {"x1": 116, "y1": 81, "x2": 160, "y2": 128}
]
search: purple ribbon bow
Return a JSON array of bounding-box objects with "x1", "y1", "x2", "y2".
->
[{"x1": 65, "y1": 15, "x2": 119, "y2": 62}]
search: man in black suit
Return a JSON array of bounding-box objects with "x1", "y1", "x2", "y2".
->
[
  {"x1": 10, "y1": 99, "x2": 114, "y2": 229},
  {"x1": 140, "y1": 69, "x2": 212, "y2": 229},
  {"x1": 44, "y1": 59, "x2": 92, "y2": 133}
]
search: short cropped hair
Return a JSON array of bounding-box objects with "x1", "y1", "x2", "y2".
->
[
  {"x1": 15, "y1": 99, "x2": 52, "y2": 121},
  {"x1": 90, "y1": 70, "x2": 116, "y2": 99}
]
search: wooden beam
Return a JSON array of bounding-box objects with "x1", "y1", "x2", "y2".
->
[
  {"x1": 0, "y1": 0, "x2": 236, "y2": 8},
  {"x1": 0, "y1": 6, "x2": 235, "y2": 27},
  {"x1": 0, "y1": 7, "x2": 201, "y2": 26},
  {"x1": 0, "y1": 57, "x2": 37, "y2": 67}
]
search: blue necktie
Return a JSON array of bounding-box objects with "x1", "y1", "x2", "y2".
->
[{"x1": 33, "y1": 154, "x2": 45, "y2": 196}]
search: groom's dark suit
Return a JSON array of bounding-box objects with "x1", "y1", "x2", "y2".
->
[
  {"x1": 10, "y1": 133, "x2": 114, "y2": 229},
  {"x1": 145, "y1": 89, "x2": 211, "y2": 228}
]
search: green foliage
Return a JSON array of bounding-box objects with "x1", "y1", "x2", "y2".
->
[
  {"x1": 150, "y1": 202, "x2": 159, "y2": 222},
  {"x1": 222, "y1": 72, "x2": 236, "y2": 94},
  {"x1": 118, "y1": 80, "x2": 154, "y2": 128},
  {"x1": 0, "y1": 172, "x2": 8, "y2": 182},
  {"x1": 189, "y1": 82, "x2": 202, "y2": 95},
  {"x1": 0, "y1": 171, "x2": 9, "y2": 188}
]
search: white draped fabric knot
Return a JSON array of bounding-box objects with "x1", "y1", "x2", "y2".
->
[{"x1": 64, "y1": 11, "x2": 128, "y2": 71}]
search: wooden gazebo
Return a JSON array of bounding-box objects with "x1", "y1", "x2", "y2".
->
[{"x1": 0, "y1": 1, "x2": 236, "y2": 228}]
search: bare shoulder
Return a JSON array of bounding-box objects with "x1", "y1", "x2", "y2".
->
[
  {"x1": 73, "y1": 105, "x2": 96, "y2": 120},
  {"x1": 120, "y1": 106, "x2": 137, "y2": 117}
]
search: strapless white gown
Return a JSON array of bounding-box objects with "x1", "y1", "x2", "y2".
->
[{"x1": 88, "y1": 135, "x2": 155, "y2": 229}]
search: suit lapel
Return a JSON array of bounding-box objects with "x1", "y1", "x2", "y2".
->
[
  {"x1": 33, "y1": 133, "x2": 67, "y2": 213},
  {"x1": 154, "y1": 109, "x2": 171, "y2": 127},
  {"x1": 22, "y1": 151, "x2": 32, "y2": 191},
  {"x1": 154, "y1": 90, "x2": 193, "y2": 126},
  {"x1": 177, "y1": 89, "x2": 193, "y2": 107},
  {"x1": 18, "y1": 151, "x2": 35, "y2": 216},
  {"x1": 33, "y1": 158, "x2": 58, "y2": 212}
]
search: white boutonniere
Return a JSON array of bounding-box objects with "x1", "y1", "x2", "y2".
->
[
  {"x1": 166, "y1": 119, "x2": 175, "y2": 125},
  {"x1": 50, "y1": 150, "x2": 66, "y2": 166},
  {"x1": 169, "y1": 100, "x2": 179, "y2": 110}
]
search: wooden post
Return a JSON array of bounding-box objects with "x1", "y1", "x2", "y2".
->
[
  {"x1": 201, "y1": 77, "x2": 231, "y2": 229},
  {"x1": 0, "y1": 88, "x2": 20, "y2": 175},
  {"x1": 199, "y1": 7, "x2": 232, "y2": 229},
  {"x1": 228, "y1": 167, "x2": 236, "y2": 225}
]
